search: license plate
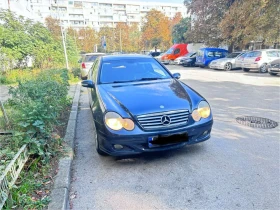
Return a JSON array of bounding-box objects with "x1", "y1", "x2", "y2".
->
[
  {"x1": 148, "y1": 133, "x2": 188, "y2": 148},
  {"x1": 271, "y1": 68, "x2": 279, "y2": 71}
]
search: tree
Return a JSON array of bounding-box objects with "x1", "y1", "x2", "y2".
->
[
  {"x1": 184, "y1": 0, "x2": 234, "y2": 47},
  {"x1": 220, "y1": 0, "x2": 280, "y2": 49},
  {"x1": 98, "y1": 26, "x2": 115, "y2": 52},
  {"x1": 77, "y1": 27, "x2": 98, "y2": 53},
  {"x1": 141, "y1": 9, "x2": 172, "y2": 51},
  {"x1": 172, "y1": 17, "x2": 190, "y2": 43},
  {"x1": 45, "y1": 16, "x2": 61, "y2": 39}
]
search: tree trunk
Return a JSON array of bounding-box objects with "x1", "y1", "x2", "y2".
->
[{"x1": 228, "y1": 43, "x2": 234, "y2": 53}]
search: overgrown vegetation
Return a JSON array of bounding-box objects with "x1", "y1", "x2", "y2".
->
[
  {"x1": 0, "y1": 9, "x2": 79, "y2": 71},
  {"x1": 0, "y1": 69, "x2": 72, "y2": 209}
]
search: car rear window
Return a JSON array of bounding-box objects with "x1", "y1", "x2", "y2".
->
[
  {"x1": 84, "y1": 55, "x2": 99, "y2": 62},
  {"x1": 100, "y1": 58, "x2": 171, "y2": 83},
  {"x1": 266, "y1": 51, "x2": 280, "y2": 57}
]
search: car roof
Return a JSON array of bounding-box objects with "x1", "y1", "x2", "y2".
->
[
  {"x1": 199, "y1": 48, "x2": 228, "y2": 51},
  {"x1": 101, "y1": 54, "x2": 152, "y2": 61},
  {"x1": 84, "y1": 53, "x2": 105, "y2": 56}
]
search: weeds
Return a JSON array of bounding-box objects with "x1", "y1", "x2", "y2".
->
[{"x1": 0, "y1": 68, "x2": 74, "y2": 209}]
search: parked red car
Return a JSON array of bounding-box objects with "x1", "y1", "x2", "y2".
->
[{"x1": 162, "y1": 44, "x2": 188, "y2": 64}]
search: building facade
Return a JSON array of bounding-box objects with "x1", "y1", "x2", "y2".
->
[{"x1": 1, "y1": 0, "x2": 188, "y2": 30}]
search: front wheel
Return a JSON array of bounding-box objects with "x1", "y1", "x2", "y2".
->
[
  {"x1": 259, "y1": 64, "x2": 268, "y2": 73},
  {"x1": 243, "y1": 68, "x2": 250, "y2": 72},
  {"x1": 224, "y1": 62, "x2": 232, "y2": 71}
]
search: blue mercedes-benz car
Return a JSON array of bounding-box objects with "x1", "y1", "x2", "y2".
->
[{"x1": 82, "y1": 55, "x2": 213, "y2": 156}]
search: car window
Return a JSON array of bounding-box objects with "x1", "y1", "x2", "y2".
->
[
  {"x1": 207, "y1": 51, "x2": 214, "y2": 57},
  {"x1": 84, "y1": 55, "x2": 99, "y2": 62},
  {"x1": 214, "y1": 51, "x2": 223, "y2": 57},
  {"x1": 266, "y1": 51, "x2": 280, "y2": 57},
  {"x1": 251, "y1": 51, "x2": 261, "y2": 57},
  {"x1": 245, "y1": 52, "x2": 255, "y2": 57},
  {"x1": 226, "y1": 52, "x2": 241, "y2": 58},
  {"x1": 92, "y1": 59, "x2": 100, "y2": 82},
  {"x1": 99, "y1": 58, "x2": 171, "y2": 83},
  {"x1": 166, "y1": 48, "x2": 174, "y2": 54},
  {"x1": 174, "y1": 49, "x2": 180, "y2": 55}
]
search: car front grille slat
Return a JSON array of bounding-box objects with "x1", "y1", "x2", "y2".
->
[{"x1": 137, "y1": 110, "x2": 189, "y2": 130}]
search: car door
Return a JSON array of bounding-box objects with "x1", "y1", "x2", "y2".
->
[
  {"x1": 88, "y1": 59, "x2": 99, "y2": 108},
  {"x1": 234, "y1": 53, "x2": 245, "y2": 68}
]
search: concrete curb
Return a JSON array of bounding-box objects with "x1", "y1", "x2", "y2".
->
[{"x1": 48, "y1": 84, "x2": 81, "y2": 210}]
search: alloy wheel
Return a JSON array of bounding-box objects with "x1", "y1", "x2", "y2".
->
[{"x1": 224, "y1": 62, "x2": 232, "y2": 71}]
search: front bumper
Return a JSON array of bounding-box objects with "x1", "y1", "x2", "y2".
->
[
  {"x1": 81, "y1": 68, "x2": 90, "y2": 78},
  {"x1": 209, "y1": 63, "x2": 224, "y2": 69},
  {"x1": 97, "y1": 120, "x2": 213, "y2": 156},
  {"x1": 268, "y1": 67, "x2": 280, "y2": 73}
]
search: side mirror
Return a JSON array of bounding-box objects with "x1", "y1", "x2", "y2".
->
[
  {"x1": 82, "y1": 80, "x2": 95, "y2": 88},
  {"x1": 173, "y1": 73, "x2": 181, "y2": 80}
]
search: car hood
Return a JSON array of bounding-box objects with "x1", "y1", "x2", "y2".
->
[{"x1": 99, "y1": 79, "x2": 194, "y2": 116}]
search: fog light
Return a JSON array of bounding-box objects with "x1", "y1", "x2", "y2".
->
[
  {"x1": 203, "y1": 131, "x2": 208, "y2": 136},
  {"x1": 114, "y1": 144, "x2": 123, "y2": 150}
]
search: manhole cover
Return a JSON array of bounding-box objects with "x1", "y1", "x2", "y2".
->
[{"x1": 236, "y1": 116, "x2": 278, "y2": 129}]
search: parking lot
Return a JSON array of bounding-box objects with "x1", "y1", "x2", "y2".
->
[{"x1": 70, "y1": 65, "x2": 280, "y2": 210}]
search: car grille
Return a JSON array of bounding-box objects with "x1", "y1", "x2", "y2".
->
[
  {"x1": 137, "y1": 110, "x2": 189, "y2": 130},
  {"x1": 271, "y1": 64, "x2": 280, "y2": 68}
]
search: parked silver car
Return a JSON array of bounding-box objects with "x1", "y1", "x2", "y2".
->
[
  {"x1": 209, "y1": 52, "x2": 246, "y2": 71},
  {"x1": 242, "y1": 49, "x2": 280, "y2": 73},
  {"x1": 267, "y1": 58, "x2": 280, "y2": 76},
  {"x1": 80, "y1": 53, "x2": 105, "y2": 79}
]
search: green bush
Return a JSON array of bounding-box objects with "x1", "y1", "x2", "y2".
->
[{"x1": 7, "y1": 69, "x2": 70, "y2": 162}]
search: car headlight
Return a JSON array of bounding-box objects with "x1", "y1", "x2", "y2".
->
[
  {"x1": 192, "y1": 101, "x2": 211, "y2": 121},
  {"x1": 104, "y1": 112, "x2": 135, "y2": 131}
]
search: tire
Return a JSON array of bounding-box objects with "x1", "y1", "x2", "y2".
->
[
  {"x1": 243, "y1": 68, "x2": 250, "y2": 72},
  {"x1": 93, "y1": 123, "x2": 107, "y2": 156},
  {"x1": 259, "y1": 64, "x2": 268, "y2": 73},
  {"x1": 269, "y1": 72, "x2": 277, "y2": 76},
  {"x1": 199, "y1": 65, "x2": 204, "y2": 68},
  {"x1": 224, "y1": 62, "x2": 232, "y2": 71}
]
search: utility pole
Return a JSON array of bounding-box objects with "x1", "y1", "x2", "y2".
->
[
  {"x1": 7, "y1": 0, "x2": 10, "y2": 10},
  {"x1": 56, "y1": 1, "x2": 69, "y2": 69},
  {"x1": 119, "y1": 29, "x2": 122, "y2": 52}
]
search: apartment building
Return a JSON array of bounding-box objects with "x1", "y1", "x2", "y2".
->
[{"x1": 1, "y1": 0, "x2": 188, "y2": 30}]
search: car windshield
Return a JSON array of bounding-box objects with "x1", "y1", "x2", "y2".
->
[
  {"x1": 100, "y1": 58, "x2": 172, "y2": 83},
  {"x1": 166, "y1": 48, "x2": 174, "y2": 54},
  {"x1": 84, "y1": 55, "x2": 99, "y2": 62},
  {"x1": 226, "y1": 52, "x2": 241, "y2": 58}
]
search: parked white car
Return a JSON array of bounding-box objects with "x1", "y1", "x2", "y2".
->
[
  {"x1": 242, "y1": 49, "x2": 280, "y2": 73},
  {"x1": 154, "y1": 52, "x2": 165, "y2": 62},
  {"x1": 80, "y1": 53, "x2": 105, "y2": 79},
  {"x1": 209, "y1": 52, "x2": 246, "y2": 71}
]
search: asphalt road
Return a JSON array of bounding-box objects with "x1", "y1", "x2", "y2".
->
[{"x1": 70, "y1": 66, "x2": 280, "y2": 210}]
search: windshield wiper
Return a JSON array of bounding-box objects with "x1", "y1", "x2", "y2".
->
[
  {"x1": 110, "y1": 78, "x2": 163, "y2": 84},
  {"x1": 136, "y1": 77, "x2": 163, "y2": 81}
]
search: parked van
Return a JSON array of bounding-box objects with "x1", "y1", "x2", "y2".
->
[
  {"x1": 196, "y1": 48, "x2": 228, "y2": 67},
  {"x1": 161, "y1": 44, "x2": 188, "y2": 64}
]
